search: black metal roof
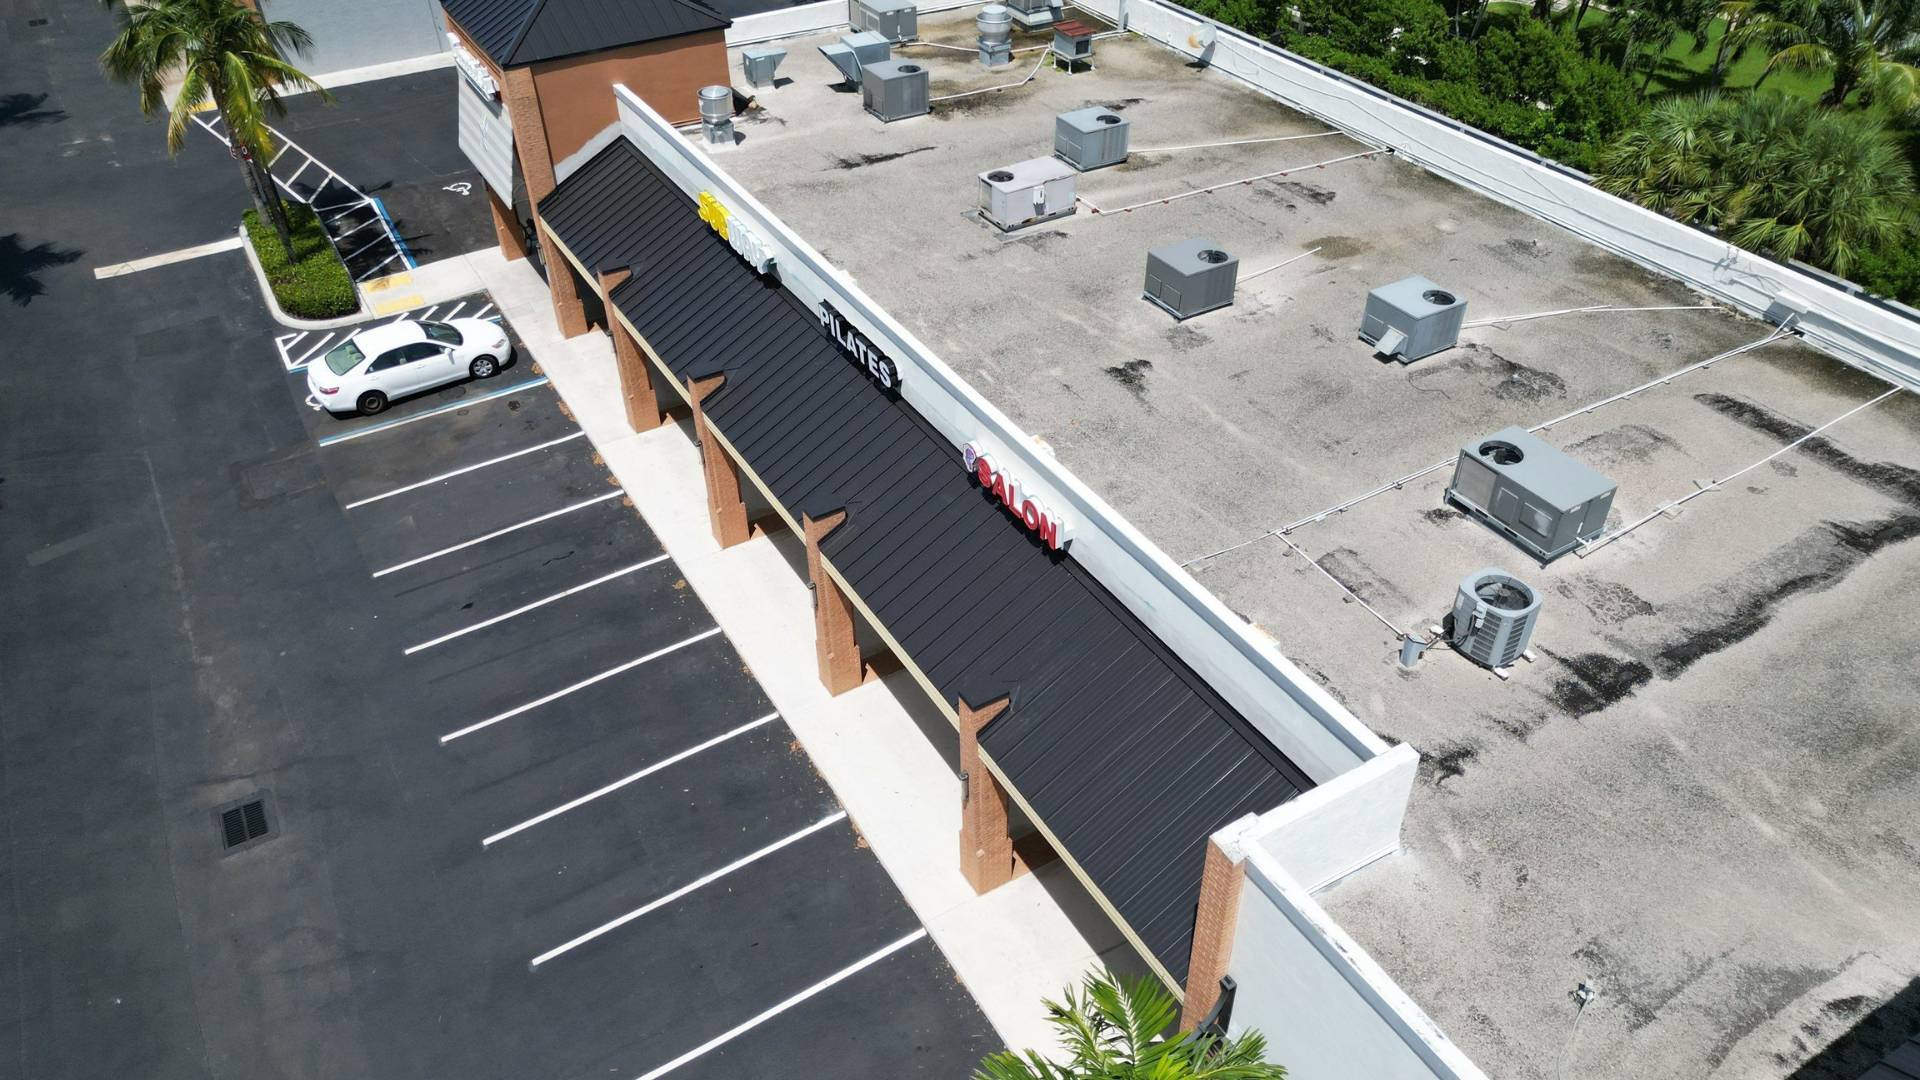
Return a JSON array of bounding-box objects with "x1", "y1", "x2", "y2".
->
[
  {"x1": 539, "y1": 140, "x2": 1314, "y2": 984},
  {"x1": 442, "y1": 0, "x2": 730, "y2": 68}
]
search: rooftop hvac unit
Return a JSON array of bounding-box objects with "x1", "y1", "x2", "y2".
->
[
  {"x1": 740, "y1": 46, "x2": 787, "y2": 89},
  {"x1": 1052, "y1": 20, "x2": 1096, "y2": 67},
  {"x1": 818, "y1": 31, "x2": 891, "y2": 86},
  {"x1": 1447, "y1": 426, "x2": 1616, "y2": 562},
  {"x1": 862, "y1": 60, "x2": 929, "y2": 122},
  {"x1": 978, "y1": 158, "x2": 1077, "y2": 231},
  {"x1": 1359, "y1": 276, "x2": 1466, "y2": 362},
  {"x1": 1006, "y1": 0, "x2": 1062, "y2": 30},
  {"x1": 851, "y1": 0, "x2": 918, "y2": 42},
  {"x1": 1055, "y1": 107, "x2": 1129, "y2": 170},
  {"x1": 1144, "y1": 238, "x2": 1238, "y2": 320},
  {"x1": 1449, "y1": 569, "x2": 1541, "y2": 669}
]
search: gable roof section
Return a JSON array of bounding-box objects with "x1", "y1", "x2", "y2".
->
[
  {"x1": 538, "y1": 139, "x2": 1315, "y2": 985},
  {"x1": 443, "y1": 0, "x2": 729, "y2": 68}
]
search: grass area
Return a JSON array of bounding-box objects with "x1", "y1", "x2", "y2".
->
[{"x1": 244, "y1": 203, "x2": 357, "y2": 320}]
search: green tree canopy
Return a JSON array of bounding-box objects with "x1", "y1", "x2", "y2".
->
[
  {"x1": 973, "y1": 970, "x2": 1288, "y2": 1080},
  {"x1": 101, "y1": 0, "x2": 330, "y2": 256},
  {"x1": 1595, "y1": 91, "x2": 1915, "y2": 274},
  {"x1": 1740, "y1": 0, "x2": 1920, "y2": 108}
]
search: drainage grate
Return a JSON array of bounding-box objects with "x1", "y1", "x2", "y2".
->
[
  {"x1": 217, "y1": 795, "x2": 274, "y2": 852},
  {"x1": 28, "y1": 17, "x2": 48, "y2": 25}
]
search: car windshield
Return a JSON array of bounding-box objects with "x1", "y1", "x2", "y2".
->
[
  {"x1": 420, "y1": 320, "x2": 463, "y2": 346},
  {"x1": 323, "y1": 340, "x2": 366, "y2": 376}
]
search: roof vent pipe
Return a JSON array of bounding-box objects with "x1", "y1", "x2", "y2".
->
[
  {"x1": 698, "y1": 85, "x2": 733, "y2": 146},
  {"x1": 978, "y1": 5, "x2": 1012, "y2": 67}
]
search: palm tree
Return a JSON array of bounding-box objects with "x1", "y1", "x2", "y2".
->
[
  {"x1": 101, "y1": 0, "x2": 331, "y2": 258},
  {"x1": 1742, "y1": 0, "x2": 1920, "y2": 108},
  {"x1": 973, "y1": 970, "x2": 1288, "y2": 1080},
  {"x1": 1596, "y1": 91, "x2": 1915, "y2": 274}
]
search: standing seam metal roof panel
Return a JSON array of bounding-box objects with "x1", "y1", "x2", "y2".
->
[
  {"x1": 443, "y1": 0, "x2": 731, "y2": 68},
  {"x1": 538, "y1": 138, "x2": 1316, "y2": 985}
]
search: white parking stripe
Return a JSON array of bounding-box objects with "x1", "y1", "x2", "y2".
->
[
  {"x1": 342, "y1": 430, "x2": 588, "y2": 509},
  {"x1": 473, "y1": 302, "x2": 495, "y2": 318},
  {"x1": 633, "y1": 930, "x2": 930, "y2": 1080},
  {"x1": 487, "y1": 711, "x2": 783, "y2": 848},
  {"x1": 528, "y1": 808, "x2": 842, "y2": 968},
  {"x1": 438, "y1": 627, "x2": 724, "y2": 743},
  {"x1": 316, "y1": 376, "x2": 552, "y2": 447},
  {"x1": 405, "y1": 555, "x2": 669, "y2": 655},
  {"x1": 440, "y1": 301, "x2": 467, "y2": 320},
  {"x1": 370, "y1": 490, "x2": 621, "y2": 579},
  {"x1": 289, "y1": 331, "x2": 338, "y2": 371}
]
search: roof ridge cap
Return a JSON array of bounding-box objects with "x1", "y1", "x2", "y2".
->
[{"x1": 504, "y1": 0, "x2": 559, "y2": 65}]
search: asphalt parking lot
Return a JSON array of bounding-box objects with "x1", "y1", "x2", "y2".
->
[{"x1": 273, "y1": 298, "x2": 998, "y2": 1078}]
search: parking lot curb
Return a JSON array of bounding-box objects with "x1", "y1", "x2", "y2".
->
[{"x1": 238, "y1": 224, "x2": 372, "y2": 331}]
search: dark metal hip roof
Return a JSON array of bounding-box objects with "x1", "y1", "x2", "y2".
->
[
  {"x1": 538, "y1": 138, "x2": 1314, "y2": 984},
  {"x1": 442, "y1": 0, "x2": 731, "y2": 69}
]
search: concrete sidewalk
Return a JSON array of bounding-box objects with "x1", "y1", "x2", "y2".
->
[{"x1": 411, "y1": 248, "x2": 1136, "y2": 1056}]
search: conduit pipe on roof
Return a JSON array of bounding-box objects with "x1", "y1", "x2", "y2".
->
[
  {"x1": 1578, "y1": 383, "x2": 1904, "y2": 556},
  {"x1": 1277, "y1": 533, "x2": 1407, "y2": 639},
  {"x1": 1240, "y1": 246, "x2": 1321, "y2": 284},
  {"x1": 1130, "y1": 130, "x2": 1342, "y2": 154},
  {"x1": 1462, "y1": 303, "x2": 1720, "y2": 329},
  {"x1": 1077, "y1": 148, "x2": 1387, "y2": 217},
  {"x1": 1178, "y1": 325, "x2": 1797, "y2": 568},
  {"x1": 929, "y1": 50, "x2": 1049, "y2": 103}
]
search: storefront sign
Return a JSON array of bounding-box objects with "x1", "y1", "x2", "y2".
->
[
  {"x1": 963, "y1": 441, "x2": 1070, "y2": 550},
  {"x1": 821, "y1": 301, "x2": 899, "y2": 391},
  {"x1": 447, "y1": 35, "x2": 498, "y2": 98},
  {"x1": 697, "y1": 191, "x2": 775, "y2": 274}
]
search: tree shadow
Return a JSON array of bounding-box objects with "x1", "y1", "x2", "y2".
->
[
  {"x1": 1789, "y1": 976, "x2": 1920, "y2": 1079},
  {"x1": 0, "y1": 92, "x2": 65, "y2": 128},
  {"x1": 0, "y1": 234, "x2": 85, "y2": 306}
]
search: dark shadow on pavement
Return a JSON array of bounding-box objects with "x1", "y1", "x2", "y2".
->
[
  {"x1": 0, "y1": 234, "x2": 84, "y2": 305},
  {"x1": 0, "y1": 92, "x2": 65, "y2": 127},
  {"x1": 1790, "y1": 976, "x2": 1920, "y2": 1079}
]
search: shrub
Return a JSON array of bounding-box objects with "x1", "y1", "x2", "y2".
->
[{"x1": 243, "y1": 204, "x2": 357, "y2": 319}]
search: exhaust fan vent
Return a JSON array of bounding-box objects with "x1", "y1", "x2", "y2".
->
[{"x1": 1450, "y1": 568, "x2": 1541, "y2": 669}]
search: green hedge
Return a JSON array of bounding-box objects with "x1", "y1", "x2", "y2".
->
[{"x1": 244, "y1": 204, "x2": 357, "y2": 319}]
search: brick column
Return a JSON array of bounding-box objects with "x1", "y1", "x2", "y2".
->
[
  {"x1": 958, "y1": 696, "x2": 1018, "y2": 894},
  {"x1": 489, "y1": 185, "x2": 528, "y2": 261},
  {"x1": 597, "y1": 267, "x2": 664, "y2": 432},
  {"x1": 803, "y1": 512, "x2": 862, "y2": 695},
  {"x1": 1179, "y1": 832, "x2": 1249, "y2": 1031},
  {"x1": 691, "y1": 375, "x2": 750, "y2": 548},
  {"x1": 538, "y1": 223, "x2": 589, "y2": 338},
  {"x1": 501, "y1": 66, "x2": 557, "y2": 209}
]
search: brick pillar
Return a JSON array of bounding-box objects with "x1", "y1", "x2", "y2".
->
[
  {"x1": 958, "y1": 696, "x2": 1018, "y2": 894},
  {"x1": 489, "y1": 185, "x2": 528, "y2": 261},
  {"x1": 1179, "y1": 833, "x2": 1248, "y2": 1031},
  {"x1": 597, "y1": 267, "x2": 664, "y2": 432},
  {"x1": 691, "y1": 375, "x2": 750, "y2": 548},
  {"x1": 501, "y1": 66, "x2": 556, "y2": 210},
  {"x1": 803, "y1": 512, "x2": 862, "y2": 695},
  {"x1": 538, "y1": 222, "x2": 589, "y2": 338}
]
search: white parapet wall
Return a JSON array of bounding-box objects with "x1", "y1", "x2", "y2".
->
[
  {"x1": 726, "y1": 0, "x2": 851, "y2": 46},
  {"x1": 1075, "y1": 0, "x2": 1920, "y2": 392},
  {"x1": 1226, "y1": 845, "x2": 1489, "y2": 1080},
  {"x1": 1243, "y1": 742, "x2": 1418, "y2": 893},
  {"x1": 611, "y1": 84, "x2": 1386, "y2": 783}
]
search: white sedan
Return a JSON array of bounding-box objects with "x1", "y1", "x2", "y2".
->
[{"x1": 308, "y1": 317, "x2": 513, "y2": 416}]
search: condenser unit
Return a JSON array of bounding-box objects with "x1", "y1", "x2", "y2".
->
[
  {"x1": 1006, "y1": 0, "x2": 1061, "y2": 29},
  {"x1": 1360, "y1": 275, "x2": 1466, "y2": 362},
  {"x1": 1143, "y1": 239, "x2": 1238, "y2": 320},
  {"x1": 1054, "y1": 107, "x2": 1129, "y2": 170},
  {"x1": 851, "y1": 0, "x2": 918, "y2": 42},
  {"x1": 818, "y1": 31, "x2": 891, "y2": 86},
  {"x1": 862, "y1": 60, "x2": 929, "y2": 122},
  {"x1": 1447, "y1": 427, "x2": 1616, "y2": 562},
  {"x1": 1450, "y1": 569, "x2": 1541, "y2": 669},
  {"x1": 978, "y1": 158, "x2": 1077, "y2": 231}
]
